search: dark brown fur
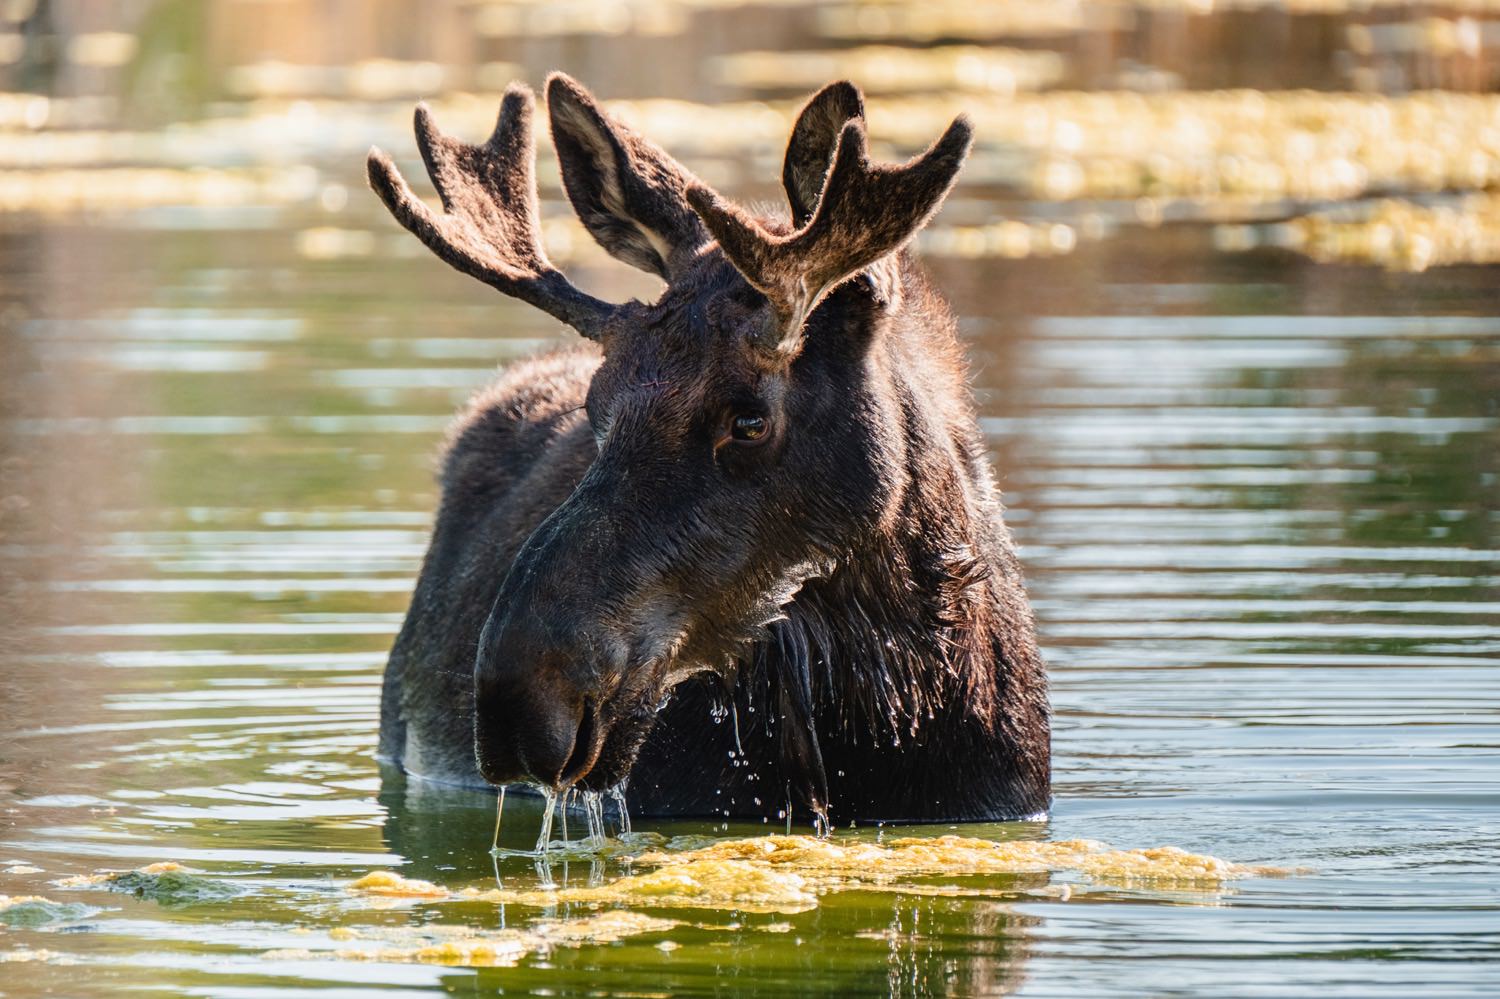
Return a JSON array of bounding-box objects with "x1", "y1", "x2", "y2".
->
[{"x1": 372, "y1": 76, "x2": 1050, "y2": 823}]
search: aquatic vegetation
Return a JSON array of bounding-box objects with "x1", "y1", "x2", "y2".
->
[
  {"x1": 0, "y1": 895, "x2": 98, "y2": 928},
  {"x1": 345, "y1": 834, "x2": 1288, "y2": 917},
  {"x1": 0, "y1": 166, "x2": 317, "y2": 213},
  {"x1": 815, "y1": 1, "x2": 1096, "y2": 42},
  {"x1": 714, "y1": 45, "x2": 1067, "y2": 94},
  {"x1": 1216, "y1": 193, "x2": 1500, "y2": 271},
  {"x1": 225, "y1": 59, "x2": 451, "y2": 101},
  {"x1": 55, "y1": 862, "x2": 246, "y2": 907},
  {"x1": 0, "y1": 88, "x2": 1493, "y2": 231},
  {"x1": 348, "y1": 870, "x2": 448, "y2": 899},
  {"x1": 921, "y1": 219, "x2": 1080, "y2": 259},
  {"x1": 482, "y1": 89, "x2": 1500, "y2": 217},
  {"x1": 262, "y1": 911, "x2": 680, "y2": 967},
  {"x1": 815, "y1": 0, "x2": 1500, "y2": 46},
  {"x1": 466, "y1": 857, "x2": 820, "y2": 914},
  {"x1": 638, "y1": 834, "x2": 1285, "y2": 884}
]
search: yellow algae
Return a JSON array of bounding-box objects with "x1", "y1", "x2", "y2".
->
[
  {"x1": 262, "y1": 912, "x2": 678, "y2": 968},
  {"x1": 815, "y1": 0, "x2": 1500, "y2": 44},
  {"x1": 348, "y1": 871, "x2": 449, "y2": 899},
  {"x1": 0, "y1": 167, "x2": 315, "y2": 214},
  {"x1": 714, "y1": 45, "x2": 1066, "y2": 95},
  {"x1": 536, "y1": 911, "x2": 679, "y2": 945},
  {"x1": 449, "y1": 835, "x2": 1282, "y2": 915},
  {"x1": 816, "y1": 1, "x2": 1096, "y2": 42},
  {"x1": 55, "y1": 861, "x2": 185, "y2": 888},
  {"x1": 922, "y1": 221, "x2": 1079, "y2": 260},
  {"x1": 296, "y1": 227, "x2": 377, "y2": 261},
  {"x1": 1220, "y1": 193, "x2": 1500, "y2": 271},
  {"x1": 464, "y1": 858, "x2": 819, "y2": 914},
  {"x1": 0, "y1": 948, "x2": 59, "y2": 963},
  {"x1": 0, "y1": 895, "x2": 54, "y2": 909},
  {"x1": 529, "y1": 89, "x2": 1500, "y2": 215},
  {"x1": 2, "y1": 89, "x2": 1497, "y2": 232},
  {"x1": 634, "y1": 835, "x2": 1283, "y2": 887}
]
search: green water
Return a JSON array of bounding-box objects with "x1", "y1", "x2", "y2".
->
[{"x1": 2, "y1": 2, "x2": 1499, "y2": 995}]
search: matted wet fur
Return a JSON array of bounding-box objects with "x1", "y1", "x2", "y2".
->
[{"x1": 371, "y1": 74, "x2": 1050, "y2": 824}]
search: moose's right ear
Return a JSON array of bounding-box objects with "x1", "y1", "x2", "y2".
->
[
  {"x1": 782, "y1": 81, "x2": 865, "y2": 228},
  {"x1": 546, "y1": 73, "x2": 710, "y2": 282}
]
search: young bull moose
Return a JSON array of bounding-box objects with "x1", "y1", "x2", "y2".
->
[{"x1": 368, "y1": 75, "x2": 1050, "y2": 825}]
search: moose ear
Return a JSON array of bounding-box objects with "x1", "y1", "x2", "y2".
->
[
  {"x1": 546, "y1": 73, "x2": 710, "y2": 281},
  {"x1": 782, "y1": 81, "x2": 865, "y2": 228}
]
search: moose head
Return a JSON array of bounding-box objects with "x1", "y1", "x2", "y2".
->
[{"x1": 368, "y1": 75, "x2": 973, "y2": 794}]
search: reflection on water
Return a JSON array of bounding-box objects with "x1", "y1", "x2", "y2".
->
[{"x1": 1, "y1": 0, "x2": 1499, "y2": 996}]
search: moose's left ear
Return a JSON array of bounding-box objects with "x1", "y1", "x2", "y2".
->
[{"x1": 546, "y1": 73, "x2": 710, "y2": 282}]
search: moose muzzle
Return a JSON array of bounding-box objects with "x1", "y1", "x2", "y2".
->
[{"x1": 473, "y1": 602, "x2": 612, "y2": 789}]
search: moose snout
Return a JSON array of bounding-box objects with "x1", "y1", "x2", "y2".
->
[{"x1": 473, "y1": 611, "x2": 610, "y2": 789}]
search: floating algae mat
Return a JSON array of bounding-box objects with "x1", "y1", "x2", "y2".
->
[
  {"x1": 55, "y1": 861, "x2": 247, "y2": 908},
  {"x1": 348, "y1": 870, "x2": 450, "y2": 899},
  {"x1": 0, "y1": 895, "x2": 98, "y2": 929},
  {"x1": 1219, "y1": 192, "x2": 1500, "y2": 272},
  {"x1": 262, "y1": 912, "x2": 680, "y2": 968},
  {"x1": 233, "y1": 833, "x2": 1292, "y2": 968},
  {"x1": 345, "y1": 834, "x2": 1289, "y2": 918}
]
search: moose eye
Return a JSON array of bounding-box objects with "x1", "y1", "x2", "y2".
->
[{"x1": 730, "y1": 413, "x2": 769, "y2": 443}]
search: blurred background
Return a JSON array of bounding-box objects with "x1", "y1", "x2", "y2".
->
[{"x1": 0, "y1": 1, "x2": 1497, "y2": 996}]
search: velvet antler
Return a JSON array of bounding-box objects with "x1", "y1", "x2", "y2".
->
[
  {"x1": 687, "y1": 114, "x2": 973, "y2": 362},
  {"x1": 367, "y1": 84, "x2": 616, "y2": 340}
]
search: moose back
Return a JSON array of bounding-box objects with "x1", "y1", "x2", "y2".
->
[{"x1": 370, "y1": 75, "x2": 1050, "y2": 824}]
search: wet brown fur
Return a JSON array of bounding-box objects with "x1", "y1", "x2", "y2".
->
[{"x1": 372, "y1": 76, "x2": 1050, "y2": 823}]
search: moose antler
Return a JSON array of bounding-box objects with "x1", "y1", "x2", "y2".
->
[
  {"x1": 367, "y1": 84, "x2": 616, "y2": 339},
  {"x1": 687, "y1": 115, "x2": 973, "y2": 362},
  {"x1": 782, "y1": 80, "x2": 866, "y2": 228}
]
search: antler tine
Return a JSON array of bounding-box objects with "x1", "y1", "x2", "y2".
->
[
  {"x1": 688, "y1": 113, "x2": 974, "y2": 361},
  {"x1": 367, "y1": 84, "x2": 616, "y2": 339}
]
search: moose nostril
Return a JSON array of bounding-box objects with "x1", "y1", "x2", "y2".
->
[{"x1": 558, "y1": 698, "x2": 600, "y2": 787}]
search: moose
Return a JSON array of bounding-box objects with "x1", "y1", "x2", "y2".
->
[{"x1": 369, "y1": 74, "x2": 1050, "y2": 825}]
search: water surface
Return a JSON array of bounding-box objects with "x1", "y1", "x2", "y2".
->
[{"x1": 1, "y1": 2, "x2": 1498, "y2": 995}]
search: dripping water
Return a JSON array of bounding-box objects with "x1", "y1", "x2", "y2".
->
[
  {"x1": 582, "y1": 789, "x2": 607, "y2": 846},
  {"x1": 609, "y1": 782, "x2": 631, "y2": 836},
  {"x1": 533, "y1": 854, "x2": 556, "y2": 890},
  {"x1": 534, "y1": 786, "x2": 557, "y2": 854},
  {"x1": 488, "y1": 785, "x2": 506, "y2": 855},
  {"x1": 730, "y1": 701, "x2": 745, "y2": 757}
]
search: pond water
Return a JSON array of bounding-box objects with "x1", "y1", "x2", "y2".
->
[{"x1": 2, "y1": 2, "x2": 1499, "y2": 996}]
